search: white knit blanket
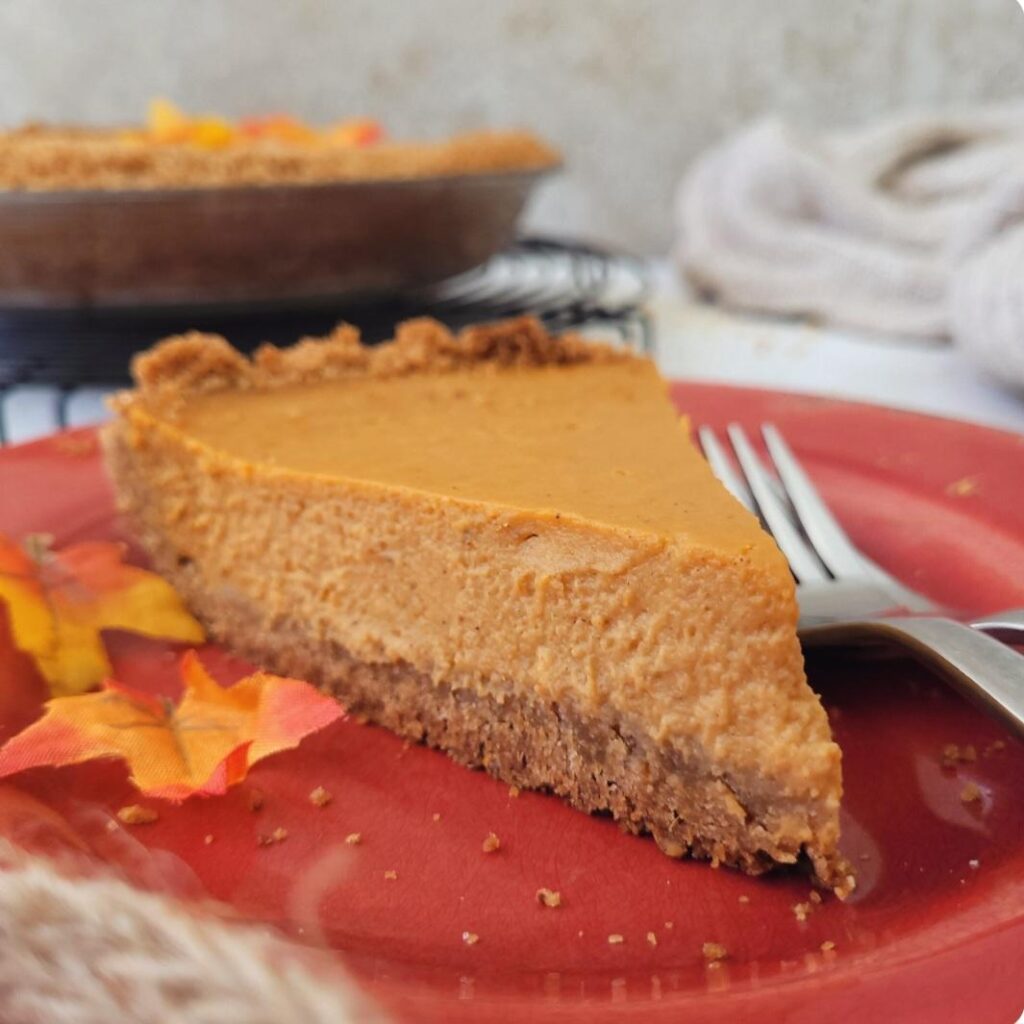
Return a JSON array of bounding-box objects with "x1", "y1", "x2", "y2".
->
[
  {"x1": 0, "y1": 847, "x2": 382, "y2": 1023},
  {"x1": 674, "y1": 104, "x2": 1024, "y2": 390}
]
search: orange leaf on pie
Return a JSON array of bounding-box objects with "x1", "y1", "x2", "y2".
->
[
  {"x1": 0, "y1": 533, "x2": 205, "y2": 696},
  {"x1": 327, "y1": 118, "x2": 384, "y2": 147},
  {"x1": 0, "y1": 651, "x2": 345, "y2": 800}
]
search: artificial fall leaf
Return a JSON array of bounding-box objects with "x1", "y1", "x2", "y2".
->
[
  {"x1": 0, "y1": 533, "x2": 205, "y2": 696},
  {"x1": 0, "y1": 651, "x2": 345, "y2": 800}
]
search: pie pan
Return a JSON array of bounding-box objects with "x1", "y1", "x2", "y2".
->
[{"x1": 0, "y1": 168, "x2": 553, "y2": 309}]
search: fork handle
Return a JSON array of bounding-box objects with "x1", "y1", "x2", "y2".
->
[{"x1": 803, "y1": 617, "x2": 1024, "y2": 739}]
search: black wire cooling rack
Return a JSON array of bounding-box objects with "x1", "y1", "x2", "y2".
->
[{"x1": 0, "y1": 237, "x2": 650, "y2": 443}]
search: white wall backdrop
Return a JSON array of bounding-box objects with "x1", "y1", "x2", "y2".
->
[{"x1": 1, "y1": 0, "x2": 1022, "y2": 252}]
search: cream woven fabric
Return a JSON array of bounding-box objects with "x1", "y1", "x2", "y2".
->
[
  {"x1": 0, "y1": 848, "x2": 381, "y2": 1024},
  {"x1": 675, "y1": 104, "x2": 1024, "y2": 389}
]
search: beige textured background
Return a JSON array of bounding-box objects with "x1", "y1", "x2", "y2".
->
[{"x1": 2, "y1": 0, "x2": 1023, "y2": 252}]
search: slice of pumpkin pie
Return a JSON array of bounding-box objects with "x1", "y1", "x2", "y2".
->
[{"x1": 103, "y1": 316, "x2": 850, "y2": 893}]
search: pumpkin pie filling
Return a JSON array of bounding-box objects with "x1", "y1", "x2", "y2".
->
[{"x1": 102, "y1": 316, "x2": 851, "y2": 893}]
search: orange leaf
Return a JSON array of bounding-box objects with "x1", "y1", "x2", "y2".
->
[
  {"x1": 326, "y1": 118, "x2": 384, "y2": 147},
  {"x1": 0, "y1": 533, "x2": 205, "y2": 696},
  {"x1": 0, "y1": 651, "x2": 344, "y2": 800}
]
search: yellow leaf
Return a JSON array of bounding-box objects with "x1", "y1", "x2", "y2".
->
[{"x1": 0, "y1": 534, "x2": 204, "y2": 696}]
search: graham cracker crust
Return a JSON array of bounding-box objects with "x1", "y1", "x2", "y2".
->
[{"x1": 0, "y1": 127, "x2": 559, "y2": 192}]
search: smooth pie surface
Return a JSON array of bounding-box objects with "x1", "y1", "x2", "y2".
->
[{"x1": 178, "y1": 359, "x2": 771, "y2": 552}]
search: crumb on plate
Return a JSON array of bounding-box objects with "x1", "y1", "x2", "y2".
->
[
  {"x1": 960, "y1": 782, "x2": 983, "y2": 805},
  {"x1": 946, "y1": 476, "x2": 978, "y2": 497},
  {"x1": 536, "y1": 888, "x2": 561, "y2": 908},
  {"x1": 792, "y1": 901, "x2": 814, "y2": 923},
  {"x1": 257, "y1": 827, "x2": 288, "y2": 846},
  {"x1": 308, "y1": 785, "x2": 332, "y2": 807},
  {"x1": 941, "y1": 743, "x2": 977, "y2": 769},
  {"x1": 117, "y1": 804, "x2": 158, "y2": 826},
  {"x1": 702, "y1": 942, "x2": 728, "y2": 963}
]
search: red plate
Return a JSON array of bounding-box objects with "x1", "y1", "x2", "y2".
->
[{"x1": 0, "y1": 383, "x2": 1022, "y2": 1023}]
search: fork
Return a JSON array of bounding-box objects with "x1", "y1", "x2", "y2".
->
[{"x1": 698, "y1": 423, "x2": 1024, "y2": 737}]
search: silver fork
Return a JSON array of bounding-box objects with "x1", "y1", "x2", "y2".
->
[{"x1": 698, "y1": 423, "x2": 1024, "y2": 738}]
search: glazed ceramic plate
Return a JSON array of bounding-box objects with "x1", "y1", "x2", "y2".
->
[{"x1": 0, "y1": 384, "x2": 1021, "y2": 1024}]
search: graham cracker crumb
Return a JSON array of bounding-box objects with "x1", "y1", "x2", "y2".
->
[
  {"x1": 737, "y1": 895, "x2": 750, "y2": 904},
  {"x1": 968, "y1": 858, "x2": 980, "y2": 870},
  {"x1": 646, "y1": 931, "x2": 658, "y2": 947},
  {"x1": 308, "y1": 786, "x2": 332, "y2": 807},
  {"x1": 820, "y1": 940, "x2": 836, "y2": 953},
  {"x1": 432, "y1": 812, "x2": 442, "y2": 822},
  {"x1": 204, "y1": 834, "x2": 214, "y2": 845},
  {"x1": 257, "y1": 827, "x2": 288, "y2": 846},
  {"x1": 508, "y1": 785, "x2": 520, "y2": 798},
  {"x1": 247, "y1": 789, "x2": 265, "y2": 812},
  {"x1": 809, "y1": 890, "x2": 823, "y2": 905},
  {"x1": 792, "y1": 901, "x2": 814, "y2": 923},
  {"x1": 462, "y1": 931, "x2": 479, "y2": 946},
  {"x1": 960, "y1": 782, "x2": 982, "y2": 805},
  {"x1": 984, "y1": 740, "x2": 1006, "y2": 757},
  {"x1": 482, "y1": 832, "x2": 501, "y2": 853},
  {"x1": 536, "y1": 888, "x2": 561, "y2": 908},
  {"x1": 664, "y1": 921, "x2": 674, "y2": 930},
  {"x1": 946, "y1": 476, "x2": 978, "y2": 497},
  {"x1": 117, "y1": 804, "x2": 158, "y2": 826},
  {"x1": 384, "y1": 870, "x2": 398, "y2": 880},
  {"x1": 702, "y1": 942, "x2": 728, "y2": 963},
  {"x1": 607, "y1": 934, "x2": 624, "y2": 945},
  {"x1": 52, "y1": 434, "x2": 98, "y2": 457},
  {"x1": 345, "y1": 832, "x2": 362, "y2": 846},
  {"x1": 658, "y1": 838, "x2": 686, "y2": 857},
  {"x1": 941, "y1": 743, "x2": 977, "y2": 769}
]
